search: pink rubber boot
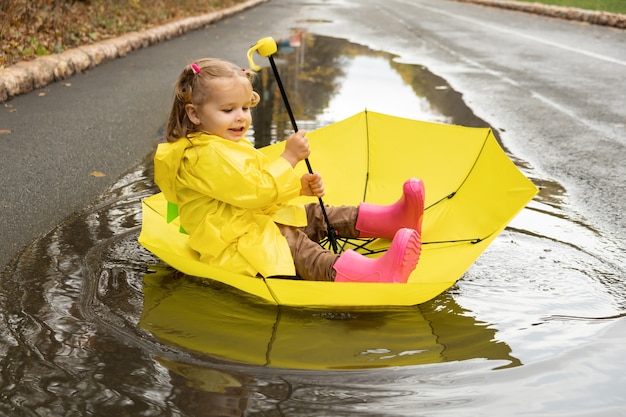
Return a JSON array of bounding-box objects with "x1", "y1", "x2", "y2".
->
[
  {"x1": 356, "y1": 178, "x2": 425, "y2": 239},
  {"x1": 333, "y1": 228, "x2": 421, "y2": 283}
]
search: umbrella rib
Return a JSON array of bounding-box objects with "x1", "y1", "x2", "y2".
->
[
  {"x1": 422, "y1": 130, "x2": 494, "y2": 245},
  {"x1": 423, "y1": 238, "x2": 483, "y2": 245},
  {"x1": 363, "y1": 109, "x2": 371, "y2": 202},
  {"x1": 454, "y1": 129, "x2": 491, "y2": 199},
  {"x1": 262, "y1": 276, "x2": 281, "y2": 305},
  {"x1": 425, "y1": 191, "x2": 456, "y2": 211},
  {"x1": 427, "y1": 129, "x2": 491, "y2": 212}
]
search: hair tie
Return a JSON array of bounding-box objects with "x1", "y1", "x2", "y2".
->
[{"x1": 191, "y1": 63, "x2": 201, "y2": 74}]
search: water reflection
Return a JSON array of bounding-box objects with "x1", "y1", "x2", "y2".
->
[
  {"x1": 155, "y1": 357, "x2": 252, "y2": 416},
  {"x1": 140, "y1": 266, "x2": 520, "y2": 370},
  {"x1": 248, "y1": 33, "x2": 490, "y2": 148},
  {"x1": 319, "y1": 55, "x2": 452, "y2": 123}
]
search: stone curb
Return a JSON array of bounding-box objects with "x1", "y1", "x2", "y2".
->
[
  {"x1": 0, "y1": 0, "x2": 268, "y2": 103},
  {"x1": 455, "y1": 0, "x2": 626, "y2": 29}
]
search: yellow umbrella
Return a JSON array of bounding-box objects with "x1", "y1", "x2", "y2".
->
[{"x1": 138, "y1": 110, "x2": 537, "y2": 307}]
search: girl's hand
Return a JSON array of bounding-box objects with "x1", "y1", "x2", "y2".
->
[
  {"x1": 282, "y1": 130, "x2": 310, "y2": 167},
  {"x1": 300, "y1": 172, "x2": 325, "y2": 197}
]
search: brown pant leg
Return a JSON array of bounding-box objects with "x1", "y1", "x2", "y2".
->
[
  {"x1": 303, "y1": 204, "x2": 359, "y2": 241},
  {"x1": 278, "y1": 225, "x2": 337, "y2": 281},
  {"x1": 276, "y1": 204, "x2": 358, "y2": 281}
]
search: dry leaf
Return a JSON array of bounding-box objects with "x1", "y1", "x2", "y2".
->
[
  {"x1": 1, "y1": 0, "x2": 243, "y2": 69},
  {"x1": 90, "y1": 171, "x2": 106, "y2": 177},
  {"x1": 38, "y1": 92, "x2": 46, "y2": 97},
  {"x1": 62, "y1": 82, "x2": 72, "y2": 87}
]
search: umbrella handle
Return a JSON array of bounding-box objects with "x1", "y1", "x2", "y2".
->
[
  {"x1": 247, "y1": 37, "x2": 276, "y2": 71},
  {"x1": 248, "y1": 38, "x2": 339, "y2": 254}
]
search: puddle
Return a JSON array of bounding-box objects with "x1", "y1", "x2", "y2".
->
[
  {"x1": 247, "y1": 33, "x2": 490, "y2": 149},
  {"x1": 1, "y1": 33, "x2": 624, "y2": 416}
]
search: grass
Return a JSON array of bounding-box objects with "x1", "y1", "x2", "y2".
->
[{"x1": 511, "y1": 0, "x2": 626, "y2": 14}]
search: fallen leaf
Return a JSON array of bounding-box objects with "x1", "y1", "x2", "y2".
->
[
  {"x1": 62, "y1": 82, "x2": 72, "y2": 87},
  {"x1": 90, "y1": 171, "x2": 106, "y2": 177},
  {"x1": 38, "y1": 92, "x2": 46, "y2": 97}
]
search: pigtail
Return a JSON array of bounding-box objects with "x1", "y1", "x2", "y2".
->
[
  {"x1": 165, "y1": 65, "x2": 198, "y2": 142},
  {"x1": 242, "y1": 68, "x2": 260, "y2": 108}
]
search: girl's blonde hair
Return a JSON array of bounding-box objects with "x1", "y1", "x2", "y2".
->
[{"x1": 165, "y1": 58, "x2": 260, "y2": 142}]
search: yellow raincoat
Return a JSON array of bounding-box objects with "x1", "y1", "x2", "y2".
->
[{"x1": 153, "y1": 132, "x2": 307, "y2": 277}]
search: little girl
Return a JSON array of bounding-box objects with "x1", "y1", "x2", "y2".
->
[{"x1": 154, "y1": 58, "x2": 425, "y2": 283}]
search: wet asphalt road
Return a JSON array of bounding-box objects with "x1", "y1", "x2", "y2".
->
[{"x1": 1, "y1": 0, "x2": 624, "y2": 270}]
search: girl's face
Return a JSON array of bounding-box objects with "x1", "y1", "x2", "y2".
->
[{"x1": 186, "y1": 77, "x2": 253, "y2": 142}]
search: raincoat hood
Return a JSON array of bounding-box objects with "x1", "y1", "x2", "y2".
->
[{"x1": 153, "y1": 137, "x2": 193, "y2": 205}]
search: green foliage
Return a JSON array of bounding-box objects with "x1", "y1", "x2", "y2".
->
[{"x1": 512, "y1": 0, "x2": 626, "y2": 14}]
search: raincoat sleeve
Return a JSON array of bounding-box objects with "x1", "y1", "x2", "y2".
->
[{"x1": 181, "y1": 138, "x2": 302, "y2": 210}]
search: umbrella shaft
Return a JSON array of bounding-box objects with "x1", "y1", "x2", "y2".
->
[
  {"x1": 269, "y1": 56, "x2": 299, "y2": 134},
  {"x1": 269, "y1": 56, "x2": 316, "y2": 176},
  {"x1": 268, "y1": 55, "x2": 338, "y2": 253}
]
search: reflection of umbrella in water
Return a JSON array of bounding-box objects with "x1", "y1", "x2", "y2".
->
[
  {"x1": 139, "y1": 110, "x2": 537, "y2": 307},
  {"x1": 140, "y1": 267, "x2": 521, "y2": 370}
]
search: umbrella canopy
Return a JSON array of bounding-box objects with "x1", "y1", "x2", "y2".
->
[{"x1": 139, "y1": 110, "x2": 537, "y2": 307}]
